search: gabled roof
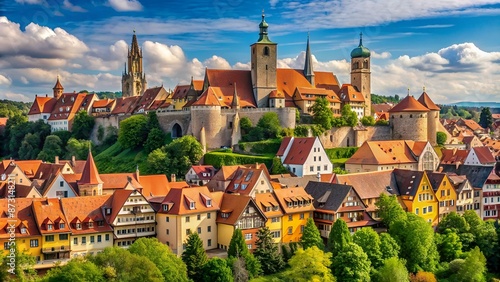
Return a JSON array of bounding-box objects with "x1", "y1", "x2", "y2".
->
[
  {"x1": 28, "y1": 96, "x2": 56, "y2": 115},
  {"x1": 139, "y1": 174, "x2": 170, "y2": 197},
  {"x1": 305, "y1": 182, "x2": 358, "y2": 211},
  {"x1": 273, "y1": 187, "x2": 315, "y2": 214},
  {"x1": 33, "y1": 163, "x2": 64, "y2": 180},
  {"x1": 159, "y1": 186, "x2": 219, "y2": 215},
  {"x1": 92, "y1": 99, "x2": 115, "y2": 108},
  {"x1": 372, "y1": 103, "x2": 393, "y2": 113},
  {"x1": 111, "y1": 96, "x2": 141, "y2": 115},
  {"x1": 225, "y1": 166, "x2": 270, "y2": 195},
  {"x1": 189, "y1": 165, "x2": 216, "y2": 181},
  {"x1": 417, "y1": 92, "x2": 440, "y2": 111},
  {"x1": 47, "y1": 93, "x2": 88, "y2": 121},
  {"x1": 134, "y1": 86, "x2": 168, "y2": 113},
  {"x1": 392, "y1": 169, "x2": 425, "y2": 197},
  {"x1": 346, "y1": 140, "x2": 418, "y2": 165},
  {"x1": 99, "y1": 173, "x2": 141, "y2": 190},
  {"x1": 440, "y1": 148, "x2": 469, "y2": 164},
  {"x1": 314, "y1": 71, "x2": 341, "y2": 93},
  {"x1": 440, "y1": 165, "x2": 493, "y2": 188},
  {"x1": 192, "y1": 87, "x2": 224, "y2": 107},
  {"x1": 334, "y1": 170, "x2": 394, "y2": 199},
  {"x1": 282, "y1": 137, "x2": 316, "y2": 165},
  {"x1": 32, "y1": 198, "x2": 71, "y2": 234},
  {"x1": 457, "y1": 118, "x2": 484, "y2": 132},
  {"x1": 276, "y1": 137, "x2": 293, "y2": 157},
  {"x1": 104, "y1": 189, "x2": 148, "y2": 223},
  {"x1": 472, "y1": 146, "x2": 496, "y2": 164},
  {"x1": 1, "y1": 160, "x2": 42, "y2": 178},
  {"x1": 0, "y1": 198, "x2": 40, "y2": 238},
  {"x1": 78, "y1": 151, "x2": 103, "y2": 185},
  {"x1": 338, "y1": 84, "x2": 365, "y2": 102},
  {"x1": 294, "y1": 87, "x2": 340, "y2": 103},
  {"x1": 446, "y1": 174, "x2": 471, "y2": 194},
  {"x1": 388, "y1": 95, "x2": 430, "y2": 112},
  {"x1": 426, "y1": 171, "x2": 447, "y2": 192},
  {"x1": 60, "y1": 195, "x2": 113, "y2": 234},
  {"x1": 202, "y1": 69, "x2": 256, "y2": 108},
  {"x1": 217, "y1": 193, "x2": 261, "y2": 225},
  {"x1": 254, "y1": 192, "x2": 283, "y2": 218}
]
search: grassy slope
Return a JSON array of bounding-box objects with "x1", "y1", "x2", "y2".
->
[{"x1": 94, "y1": 143, "x2": 148, "y2": 173}]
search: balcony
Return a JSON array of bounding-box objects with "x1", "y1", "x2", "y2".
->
[{"x1": 42, "y1": 245, "x2": 71, "y2": 253}]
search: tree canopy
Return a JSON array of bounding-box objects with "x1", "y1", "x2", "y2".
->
[
  {"x1": 300, "y1": 217, "x2": 325, "y2": 250},
  {"x1": 284, "y1": 246, "x2": 335, "y2": 282},
  {"x1": 182, "y1": 232, "x2": 208, "y2": 282},
  {"x1": 353, "y1": 227, "x2": 383, "y2": 268},
  {"x1": 375, "y1": 194, "x2": 407, "y2": 228},
  {"x1": 37, "y1": 134, "x2": 63, "y2": 162},
  {"x1": 331, "y1": 242, "x2": 371, "y2": 282},
  {"x1": 254, "y1": 226, "x2": 285, "y2": 275},
  {"x1": 328, "y1": 218, "x2": 352, "y2": 256},
  {"x1": 202, "y1": 258, "x2": 233, "y2": 282},
  {"x1": 311, "y1": 97, "x2": 333, "y2": 130},
  {"x1": 479, "y1": 107, "x2": 493, "y2": 129},
  {"x1": 72, "y1": 110, "x2": 95, "y2": 140},
  {"x1": 118, "y1": 115, "x2": 149, "y2": 149},
  {"x1": 42, "y1": 259, "x2": 105, "y2": 282}
]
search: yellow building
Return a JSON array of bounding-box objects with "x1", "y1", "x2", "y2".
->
[
  {"x1": 155, "y1": 186, "x2": 219, "y2": 255},
  {"x1": 393, "y1": 169, "x2": 438, "y2": 225},
  {"x1": 32, "y1": 198, "x2": 71, "y2": 261},
  {"x1": 273, "y1": 187, "x2": 315, "y2": 243},
  {"x1": 60, "y1": 196, "x2": 114, "y2": 258},
  {"x1": 0, "y1": 199, "x2": 42, "y2": 262},
  {"x1": 255, "y1": 193, "x2": 283, "y2": 243},
  {"x1": 427, "y1": 172, "x2": 457, "y2": 223}
]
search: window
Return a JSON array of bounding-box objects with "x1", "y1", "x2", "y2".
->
[
  {"x1": 97, "y1": 235, "x2": 102, "y2": 243},
  {"x1": 105, "y1": 234, "x2": 110, "y2": 241},
  {"x1": 288, "y1": 227, "x2": 293, "y2": 234},
  {"x1": 45, "y1": 235, "x2": 54, "y2": 242},
  {"x1": 82, "y1": 237, "x2": 86, "y2": 244},
  {"x1": 263, "y1": 46, "x2": 270, "y2": 56},
  {"x1": 422, "y1": 151, "x2": 435, "y2": 171},
  {"x1": 247, "y1": 244, "x2": 252, "y2": 249},
  {"x1": 166, "y1": 217, "x2": 170, "y2": 222},
  {"x1": 186, "y1": 216, "x2": 190, "y2": 223},
  {"x1": 207, "y1": 226, "x2": 212, "y2": 232},
  {"x1": 300, "y1": 213, "x2": 305, "y2": 219},
  {"x1": 163, "y1": 204, "x2": 168, "y2": 211},
  {"x1": 310, "y1": 166, "x2": 314, "y2": 172},
  {"x1": 272, "y1": 217, "x2": 280, "y2": 223},
  {"x1": 166, "y1": 229, "x2": 170, "y2": 235},
  {"x1": 324, "y1": 165, "x2": 328, "y2": 171},
  {"x1": 60, "y1": 181, "x2": 64, "y2": 187},
  {"x1": 423, "y1": 207, "x2": 427, "y2": 214},
  {"x1": 186, "y1": 229, "x2": 191, "y2": 235},
  {"x1": 47, "y1": 224, "x2": 53, "y2": 231},
  {"x1": 207, "y1": 213, "x2": 211, "y2": 219},
  {"x1": 197, "y1": 227, "x2": 202, "y2": 234},
  {"x1": 21, "y1": 227, "x2": 27, "y2": 234},
  {"x1": 76, "y1": 223, "x2": 82, "y2": 230},
  {"x1": 208, "y1": 239, "x2": 212, "y2": 247},
  {"x1": 190, "y1": 202, "x2": 195, "y2": 209},
  {"x1": 288, "y1": 215, "x2": 293, "y2": 221},
  {"x1": 90, "y1": 236, "x2": 95, "y2": 243},
  {"x1": 245, "y1": 233, "x2": 252, "y2": 240},
  {"x1": 30, "y1": 239, "x2": 39, "y2": 247},
  {"x1": 59, "y1": 234, "x2": 68, "y2": 240},
  {"x1": 300, "y1": 225, "x2": 305, "y2": 233},
  {"x1": 207, "y1": 199, "x2": 212, "y2": 207},
  {"x1": 428, "y1": 206, "x2": 433, "y2": 212},
  {"x1": 317, "y1": 166, "x2": 320, "y2": 171},
  {"x1": 271, "y1": 231, "x2": 281, "y2": 238}
]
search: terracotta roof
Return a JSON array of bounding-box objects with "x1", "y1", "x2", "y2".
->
[
  {"x1": 407, "y1": 140, "x2": 428, "y2": 156},
  {"x1": 294, "y1": 87, "x2": 340, "y2": 103},
  {"x1": 392, "y1": 169, "x2": 425, "y2": 196},
  {"x1": 375, "y1": 112, "x2": 389, "y2": 121},
  {"x1": 134, "y1": 87, "x2": 168, "y2": 113},
  {"x1": 201, "y1": 69, "x2": 256, "y2": 108},
  {"x1": 457, "y1": 118, "x2": 483, "y2": 132},
  {"x1": 473, "y1": 146, "x2": 496, "y2": 164},
  {"x1": 78, "y1": 151, "x2": 103, "y2": 185},
  {"x1": 276, "y1": 69, "x2": 311, "y2": 106},
  {"x1": 104, "y1": 189, "x2": 149, "y2": 223},
  {"x1": 33, "y1": 163, "x2": 64, "y2": 180},
  {"x1": 417, "y1": 92, "x2": 440, "y2": 111},
  {"x1": 99, "y1": 173, "x2": 141, "y2": 190},
  {"x1": 139, "y1": 174, "x2": 171, "y2": 197},
  {"x1": 283, "y1": 137, "x2": 316, "y2": 165},
  {"x1": 388, "y1": 95, "x2": 430, "y2": 112},
  {"x1": 192, "y1": 87, "x2": 224, "y2": 107},
  {"x1": 440, "y1": 148, "x2": 469, "y2": 165},
  {"x1": 92, "y1": 99, "x2": 114, "y2": 108},
  {"x1": 47, "y1": 93, "x2": 88, "y2": 121},
  {"x1": 346, "y1": 140, "x2": 418, "y2": 165},
  {"x1": 225, "y1": 166, "x2": 271, "y2": 195},
  {"x1": 60, "y1": 195, "x2": 113, "y2": 235},
  {"x1": 32, "y1": 198, "x2": 71, "y2": 234},
  {"x1": 28, "y1": 96, "x2": 57, "y2": 115},
  {"x1": 59, "y1": 159, "x2": 86, "y2": 174},
  {"x1": 0, "y1": 198, "x2": 40, "y2": 238},
  {"x1": 254, "y1": 192, "x2": 283, "y2": 218},
  {"x1": 338, "y1": 84, "x2": 365, "y2": 102},
  {"x1": 335, "y1": 170, "x2": 394, "y2": 199},
  {"x1": 269, "y1": 90, "x2": 285, "y2": 98},
  {"x1": 12, "y1": 160, "x2": 43, "y2": 178},
  {"x1": 159, "y1": 186, "x2": 219, "y2": 215},
  {"x1": 171, "y1": 84, "x2": 191, "y2": 100},
  {"x1": 276, "y1": 137, "x2": 292, "y2": 157},
  {"x1": 216, "y1": 193, "x2": 263, "y2": 225},
  {"x1": 190, "y1": 165, "x2": 216, "y2": 180},
  {"x1": 53, "y1": 77, "x2": 63, "y2": 89},
  {"x1": 372, "y1": 103, "x2": 393, "y2": 113},
  {"x1": 274, "y1": 187, "x2": 315, "y2": 214},
  {"x1": 169, "y1": 181, "x2": 189, "y2": 189},
  {"x1": 314, "y1": 71, "x2": 341, "y2": 93},
  {"x1": 111, "y1": 96, "x2": 141, "y2": 115}
]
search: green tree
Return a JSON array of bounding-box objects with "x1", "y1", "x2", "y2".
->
[
  {"x1": 328, "y1": 218, "x2": 352, "y2": 256},
  {"x1": 144, "y1": 128, "x2": 167, "y2": 153},
  {"x1": 145, "y1": 148, "x2": 171, "y2": 175},
  {"x1": 182, "y1": 232, "x2": 208, "y2": 282},
  {"x1": 163, "y1": 135, "x2": 204, "y2": 177},
  {"x1": 311, "y1": 97, "x2": 333, "y2": 130},
  {"x1": 464, "y1": 210, "x2": 498, "y2": 267},
  {"x1": 227, "y1": 229, "x2": 261, "y2": 279},
  {"x1": 53, "y1": 130, "x2": 72, "y2": 147},
  {"x1": 66, "y1": 138, "x2": 92, "y2": 160},
  {"x1": 436, "y1": 229, "x2": 462, "y2": 262},
  {"x1": 202, "y1": 258, "x2": 233, "y2": 282},
  {"x1": 254, "y1": 226, "x2": 285, "y2": 275},
  {"x1": 256, "y1": 112, "x2": 281, "y2": 139},
  {"x1": 360, "y1": 116, "x2": 375, "y2": 126},
  {"x1": 90, "y1": 246, "x2": 163, "y2": 282},
  {"x1": 373, "y1": 257, "x2": 409, "y2": 282},
  {"x1": 240, "y1": 117, "x2": 253, "y2": 135},
  {"x1": 283, "y1": 246, "x2": 335, "y2": 282},
  {"x1": 341, "y1": 104, "x2": 358, "y2": 127},
  {"x1": 118, "y1": 115, "x2": 149, "y2": 149},
  {"x1": 147, "y1": 111, "x2": 161, "y2": 130},
  {"x1": 478, "y1": 107, "x2": 493, "y2": 129},
  {"x1": 390, "y1": 213, "x2": 439, "y2": 273},
  {"x1": 129, "y1": 238, "x2": 188, "y2": 282},
  {"x1": 353, "y1": 227, "x2": 383, "y2": 268},
  {"x1": 72, "y1": 110, "x2": 95, "y2": 140},
  {"x1": 8, "y1": 247, "x2": 37, "y2": 281},
  {"x1": 103, "y1": 125, "x2": 118, "y2": 146},
  {"x1": 436, "y1": 131, "x2": 447, "y2": 146},
  {"x1": 18, "y1": 132, "x2": 41, "y2": 160},
  {"x1": 270, "y1": 157, "x2": 289, "y2": 174},
  {"x1": 42, "y1": 258, "x2": 104, "y2": 282},
  {"x1": 437, "y1": 212, "x2": 474, "y2": 251},
  {"x1": 300, "y1": 217, "x2": 325, "y2": 250},
  {"x1": 375, "y1": 194, "x2": 407, "y2": 228},
  {"x1": 379, "y1": 233, "x2": 400, "y2": 261},
  {"x1": 37, "y1": 135, "x2": 63, "y2": 162},
  {"x1": 375, "y1": 119, "x2": 389, "y2": 126},
  {"x1": 331, "y1": 242, "x2": 371, "y2": 282},
  {"x1": 455, "y1": 247, "x2": 486, "y2": 282}
]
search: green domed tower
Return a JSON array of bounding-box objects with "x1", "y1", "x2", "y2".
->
[{"x1": 350, "y1": 33, "x2": 371, "y2": 116}]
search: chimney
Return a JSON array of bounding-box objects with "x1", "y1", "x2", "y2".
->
[
  {"x1": 135, "y1": 165, "x2": 140, "y2": 182},
  {"x1": 438, "y1": 166, "x2": 443, "y2": 173},
  {"x1": 170, "y1": 174, "x2": 176, "y2": 183},
  {"x1": 71, "y1": 155, "x2": 76, "y2": 165},
  {"x1": 55, "y1": 156, "x2": 59, "y2": 164}
]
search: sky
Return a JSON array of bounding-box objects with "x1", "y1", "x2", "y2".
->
[{"x1": 1, "y1": 0, "x2": 500, "y2": 104}]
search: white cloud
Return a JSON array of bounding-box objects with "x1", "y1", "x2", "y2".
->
[
  {"x1": 371, "y1": 51, "x2": 391, "y2": 59},
  {"x1": 14, "y1": 0, "x2": 45, "y2": 4},
  {"x1": 63, "y1": 0, "x2": 87, "y2": 12},
  {"x1": 0, "y1": 92, "x2": 32, "y2": 102},
  {"x1": 108, "y1": 0, "x2": 143, "y2": 12},
  {"x1": 0, "y1": 74, "x2": 11, "y2": 85}
]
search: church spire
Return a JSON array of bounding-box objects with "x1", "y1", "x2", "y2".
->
[
  {"x1": 232, "y1": 82, "x2": 240, "y2": 109},
  {"x1": 53, "y1": 75, "x2": 64, "y2": 99},
  {"x1": 131, "y1": 30, "x2": 140, "y2": 55},
  {"x1": 303, "y1": 33, "x2": 315, "y2": 86},
  {"x1": 78, "y1": 149, "x2": 103, "y2": 185},
  {"x1": 257, "y1": 10, "x2": 273, "y2": 43}
]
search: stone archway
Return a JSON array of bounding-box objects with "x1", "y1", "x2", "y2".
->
[{"x1": 172, "y1": 123, "x2": 182, "y2": 138}]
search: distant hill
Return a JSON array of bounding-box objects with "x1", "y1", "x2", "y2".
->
[
  {"x1": 0, "y1": 99, "x2": 32, "y2": 118},
  {"x1": 448, "y1": 101, "x2": 500, "y2": 108}
]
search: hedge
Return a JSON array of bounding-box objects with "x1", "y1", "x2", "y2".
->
[
  {"x1": 204, "y1": 151, "x2": 273, "y2": 169},
  {"x1": 325, "y1": 147, "x2": 359, "y2": 160},
  {"x1": 238, "y1": 139, "x2": 282, "y2": 155}
]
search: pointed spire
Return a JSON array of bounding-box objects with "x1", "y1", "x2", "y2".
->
[
  {"x1": 189, "y1": 76, "x2": 194, "y2": 90},
  {"x1": 232, "y1": 82, "x2": 240, "y2": 109},
  {"x1": 53, "y1": 75, "x2": 64, "y2": 99},
  {"x1": 78, "y1": 149, "x2": 103, "y2": 185},
  {"x1": 407, "y1": 88, "x2": 410, "y2": 96},
  {"x1": 359, "y1": 32, "x2": 363, "y2": 46},
  {"x1": 423, "y1": 85, "x2": 426, "y2": 93},
  {"x1": 53, "y1": 75, "x2": 63, "y2": 90},
  {"x1": 257, "y1": 10, "x2": 273, "y2": 43},
  {"x1": 303, "y1": 33, "x2": 315, "y2": 85},
  {"x1": 131, "y1": 30, "x2": 140, "y2": 55}
]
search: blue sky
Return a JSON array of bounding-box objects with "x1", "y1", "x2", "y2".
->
[{"x1": 1, "y1": 0, "x2": 500, "y2": 104}]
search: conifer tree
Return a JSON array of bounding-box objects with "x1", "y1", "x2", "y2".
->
[
  {"x1": 254, "y1": 226, "x2": 285, "y2": 275},
  {"x1": 182, "y1": 232, "x2": 208, "y2": 282},
  {"x1": 328, "y1": 218, "x2": 352, "y2": 256},
  {"x1": 228, "y1": 229, "x2": 261, "y2": 279},
  {"x1": 300, "y1": 217, "x2": 325, "y2": 250}
]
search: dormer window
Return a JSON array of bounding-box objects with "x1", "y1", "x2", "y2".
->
[
  {"x1": 105, "y1": 208, "x2": 111, "y2": 215},
  {"x1": 88, "y1": 222, "x2": 93, "y2": 228},
  {"x1": 221, "y1": 212, "x2": 230, "y2": 218},
  {"x1": 76, "y1": 223, "x2": 82, "y2": 230},
  {"x1": 47, "y1": 224, "x2": 53, "y2": 231},
  {"x1": 206, "y1": 199, "x2": 212, "y2": 207},
  {"x1": 190, "y1": 202, "x2": 195, "y2": 210},
  {"x1": 21, "y1": 227, "x2": 27, "y2": 234},
  {"x1": 163, "y1": 204, "x2": 169, "y2": 211},
  {"x1": 59, "y1": 223, "x2": 65, "y2": 229},
  {"x1": 97, "y1": 221, "x2": 104, "y2": 227}
]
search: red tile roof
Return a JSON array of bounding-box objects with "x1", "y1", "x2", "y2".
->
[
  {"x1": 32, "y1": 198, "x2": 71, "y2": 234},
  {"x1": 111, "y1": 96, "x2": 141, "y2": 115},
  {"x1": 338, "y1": 84, "x2": 365, "y2": 102},
  {"x1": 283, "y1": 137, "x2": 316, "y2": 165},
  {"x1": 225, "y1": 166, "x2": 269, "y2": 195},
  {"x1": 417, "y1": 92, "x2": 440, "y2": 111},
  {"x1": 389, "y1": 95, "x2": 430, "y2": 112},
  {"x1": 139, "y1": 174, "x2": 171, "y2": 197},
  {"x1": 216, "y1": 193, "x2": 263, "y2": 225},
  {"x1": 473, "y1": 146, "x2": 496, "y2": 164},
  {"x1": 60, "y1": 195, "x2": 113, "y2": 235},
  {"x1": 203, "y1": 69, "x2": 256, "y2": 108},
  {"x1": 159, "y1": 186, "x2": 219, "y2": 215},
  {"x1": 347, "y1": 140, "x2": 419, "y2": 165},
  {"x1": 314, "y1": 71, "x2": 341, "y2": 93},
  {"x1": 255, "y1": 192, "x2": 283, "y2": 218},
  {"x1": 190, "y1": 165, "x2": 216, "y2": 180},
  {"x1": 134, "y1": 87, "x2": 168, "y2": 113},
  {"x1": 440, "y1": 148, "x2": 469, "y2": 165},
  {"x1": 372, "y1": 103, "x2": 393, "y2": 113},
  {"x1": 273, "y1": 187, "x2": 315, "y2": 214},
  {"x1": 28, "y1": 96, "x2": 57, "y2": 115},
  {"x1": 78, "y1": 151, "x2": 103, "y2": 185},
  {"x1": 47, "y1": 93, "x2": 87, "y2": 121},
  {"x1": 92, "y1": 99, "x2": 115, "y2": 108},
  {"x1": 99, "y1": 173, "x2": 141, "y2": 190},
  {"x1": 0, "y1": 198, "x2": 40, "y2": 239},
  {"x1": 276, "y1": 137, "x2": 292, "y2": 157}
]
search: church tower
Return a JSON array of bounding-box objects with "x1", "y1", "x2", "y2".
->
[
  {"x1": 251, "y1": 12, "x2": 277, "y2": 108},
  {"x1": 350, "y1": 33, "x2": 371, "y2": 116},
  {"x1": 122, "y1": 31, "x2": 147, "y2": 97},
  {"x1": 53, "y1": 76, "x2": 63, "y2": 99},
  {"x1": 303, "y1": 34, "x2": 315, "y2": 85}
]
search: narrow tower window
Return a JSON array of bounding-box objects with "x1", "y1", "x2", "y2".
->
[{"x1": 264, "y1": 46, "x2": 270, "y2": 56}]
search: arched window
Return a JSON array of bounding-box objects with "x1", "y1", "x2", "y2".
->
[
  {"x1": 410, "y1": 114, "x2": 413, "y2": 118},
  {"x1": 347, "y1": 137, "x2": 350, "y2": 147},
  {"x1": 363, "y1": 61, "x2": 368, "y2": 68},
  {"x1": 264, "y1": 46, "x2": 270, "y2": 56},
  {"x1": 423, "y1": 151, "x2": 435, "y2": 171}
]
